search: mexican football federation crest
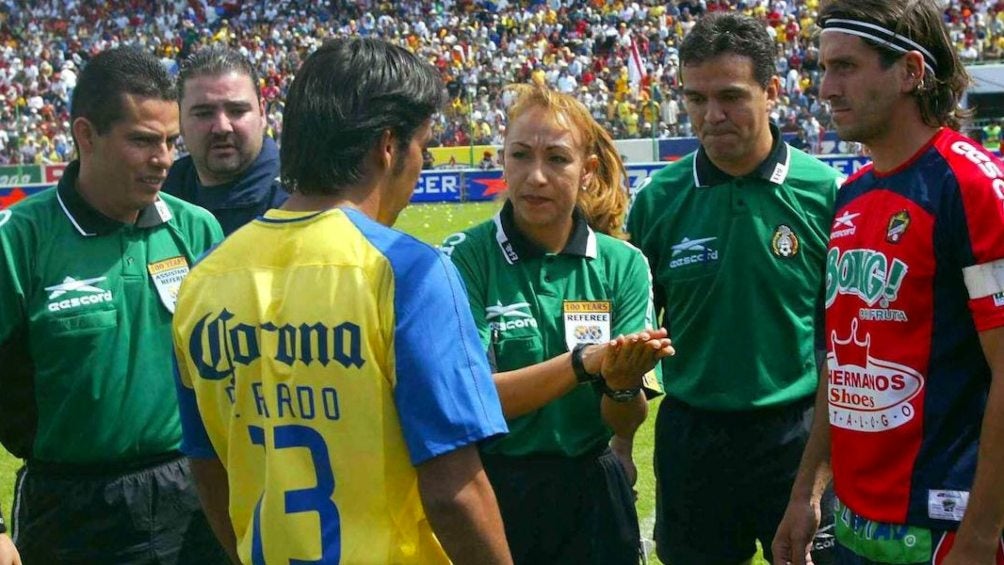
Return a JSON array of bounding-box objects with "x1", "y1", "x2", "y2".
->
[
  {"x1": 886, "y1": 211, "x2": 911, "y2": 244},
  {"x1": 771, "y1": 224, "x2": 800, "y2": 258}
]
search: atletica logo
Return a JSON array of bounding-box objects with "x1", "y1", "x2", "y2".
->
[
  {"x1": 45, "y1": 276, "x2": 113, "y2": 312},
  {"x1": 485, "y1": 301, "x2": 539, "y2": 330},
  {"x1": 669, "y1": 236, "x2": 718, "y2": 269},
  {"x1": 825, "y1": 247, "x2": 908, "y2": 308}
]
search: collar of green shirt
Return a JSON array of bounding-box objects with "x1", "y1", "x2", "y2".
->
[
  {"x1": 492, "y1": 199, "x2": 597, "y2": 265},
  {"x1": 693, "y1": 122, "x2": 791, "y2": 188},
  {"x1": 56, "y1": 160, "x2": 173, "y2": 237}
]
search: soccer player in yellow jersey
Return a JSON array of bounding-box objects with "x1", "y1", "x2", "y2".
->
[{"x1": 172, "y1": 38, "x2": 512, "y2": 565}]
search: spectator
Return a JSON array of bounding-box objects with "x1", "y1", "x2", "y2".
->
[{"x1": 163, "y1": 45, "x2": 287, "y2": 235}]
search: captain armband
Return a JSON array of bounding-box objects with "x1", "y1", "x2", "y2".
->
[{"x1": 963, "y1": 258, "x2": 1004, "y2": 299}]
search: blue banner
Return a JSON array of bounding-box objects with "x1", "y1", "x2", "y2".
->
[{"x1": 410, "y1": 171, "x2": 463, "y2": 203}]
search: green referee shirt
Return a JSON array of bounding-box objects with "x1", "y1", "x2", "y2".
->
[
  {"x1": 627, "y1": 125, "x2": 839, "y2": 411},
  {"x1": 0, "y1": 161, "x2": 223, "y2": 464},
  {"x1": 443, "y1": 201, "x2": 662, "y2": 457}
]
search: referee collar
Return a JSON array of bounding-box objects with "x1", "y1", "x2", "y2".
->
[
  {"x1": 693, "y1": 123, "x2": 790, "y2": 188},
  {"x1": 493, "y1": 199, "x2": 597, "y2": 265},
  {"x1": 57, "y1": 160, "x2": 173, "y2": 237}
]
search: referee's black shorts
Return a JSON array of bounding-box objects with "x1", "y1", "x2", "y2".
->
[
  {"x1": 654, "y1": 396, "x2": 835, "y2": 565},
  {"x1": 482, "y1": 445, "x2": 642, "y2": 565},
  {"x1": 11, "y1": 451, "x2": 228, "y2": 564}
]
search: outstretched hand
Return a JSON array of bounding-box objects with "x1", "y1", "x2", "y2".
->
[{"x1": 599, "y1": 328, "x2": 674, "y2": 390}]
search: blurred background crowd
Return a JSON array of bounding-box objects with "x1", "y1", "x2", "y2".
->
[{"x1": 0, "y1": 0, "x2": 1000, "y2": 165}]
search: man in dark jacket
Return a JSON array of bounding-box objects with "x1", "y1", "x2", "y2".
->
[{"x1": 164, "y1": 45, "x2": 287, "y2": 235}]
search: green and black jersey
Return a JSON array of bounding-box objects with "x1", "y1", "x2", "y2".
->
[
  {"x1": 444, "y1": 201, "x2": 662, "y2": 458},
  {"x1": 628, "y1": 127, "x2": 840, "y2": 411},
  {"x1": 0, "y1": 161, "x2": 223, "y2": 464}
]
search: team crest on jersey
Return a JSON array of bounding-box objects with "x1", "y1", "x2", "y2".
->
[
  {"x1": 563, "y1": 300, "x2": 611, "y2": 351},
  {"x1": 886, "y1": 211, "x2": 911, "y2": 244},
  {"x1": 771, "y1": 224, "x2": 800, "y2": 258},
  {"x1": 995, "y1": 292, "x2": 1004, "y2": 308},
  {"x1": 148, "y1": 256, "x2": 190, "y2": 314}
]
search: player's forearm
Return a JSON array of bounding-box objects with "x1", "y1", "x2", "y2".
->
[
  {"x1": 789, "y1": 364, "x2": 832, "y2": 506},
  {"x1": 188, "y1": 457, "x2": 240, "y2": 564},
  {"x1": 417, "y1": 448, "x2": 512, "y2": 564},
  {"x1": 953, "y1": 367, "x2": 1004, "y2": 552},
  {"x1": 493, "y1": 353, "x2": 578, "y2": 418},
  {"x1": 493, "y1": 345, "x2": 604, "y2": 419},
  {"x1": 601, "y1": 393, "x2": 647, "y2": 438}
]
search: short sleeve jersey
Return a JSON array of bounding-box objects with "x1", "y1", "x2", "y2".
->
[
  {"x1": 0, "y1": 161, "x2": 223, "y2": 463},
  {"x1": 826, "y1": 128, "x2": 1004, "y2": 528},
  {"x1": 173, "y1": 207, "x2": 507, "y2": 564},
  {"x1": 443, "y1": 201, "x2": 662, "y2": 458},
  {"x1": 628, "y1": 131, "x2": 840, "y2": 410}
]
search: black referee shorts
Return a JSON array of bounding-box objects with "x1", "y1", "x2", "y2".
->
[
  {"x1": 654, "y1": 396, "x2": 835, "y2": 565},
  {"x1": 11, "y1": 452, "x2": 227, "y2": 564},
  {"x1": 482, "y1": 445, "x2": 642, "y2": 565}
]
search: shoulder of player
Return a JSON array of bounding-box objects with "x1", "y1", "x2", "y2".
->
[
  {"x1": 161, "y1": 192, "x2": 222, "y2": 234},
  {"x1": 440, "y1": 217, "x2": 495, "y2": 258},
  {"x1": 932, "y1": 129, "x2": 1004, "y2": 198},
  {"x1": 628, "y1": 156, "x2": 695, "y2": 234},
  {"x1": 0, "y1": 188, "x2": 60, "y2": 243},
  {"x1": 635, "y1": 154, "x2": 695, "y2": 201},
  {"x1": 593, "y1": 233, "x2": 650, "y2": 280},
  {"x1": 783, "y1": 146, "x2": 842, "y2": 191}
]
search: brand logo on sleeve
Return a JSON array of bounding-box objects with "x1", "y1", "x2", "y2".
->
[{"x1": 45, "y1": 276, "x2": 114, "y2": 311}]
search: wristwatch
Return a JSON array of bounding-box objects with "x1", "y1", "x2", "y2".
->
[
  {"x1": 599, "y1": 382, "x2": 642, "y2": 403},
  {"x1": 571, "y1": 343, "x2": 602, "y2": 384}
]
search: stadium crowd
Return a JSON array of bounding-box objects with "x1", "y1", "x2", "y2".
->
[{"x1": 0, "y1": 0, "x2": 1002, "y2": 164}]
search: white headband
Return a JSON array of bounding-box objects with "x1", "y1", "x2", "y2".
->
[{"x1": 820, "y1": 18, "x2": 937, "y2": 76}]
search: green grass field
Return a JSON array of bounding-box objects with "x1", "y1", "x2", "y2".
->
[{"x1": 0, "y1": 201, "x2": 767, "y2": 564}]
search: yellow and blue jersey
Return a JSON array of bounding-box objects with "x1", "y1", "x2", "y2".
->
[{"x1": 172, "y1": 207, "x2": 507, "y2": 564}]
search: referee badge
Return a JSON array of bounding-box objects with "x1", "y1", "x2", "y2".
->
[
  {"x1": 771, "y1": 224, "x2": 800, "y2": 258},
  {"x1": 148, "y1": 256, "x2": 191, "y2": 314},
  {"x1": 563, "y1": 300, "x2": 612, "y2": 351}
]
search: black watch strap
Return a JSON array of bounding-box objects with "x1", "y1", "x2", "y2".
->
[
  {"x1": 571, "y1": 344, "x2": 602, "y2": 384},
  {"x1": 599, "y1": 381, "x2": 643, "y2": 403}
]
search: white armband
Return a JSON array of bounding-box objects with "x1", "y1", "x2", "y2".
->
[{"x1": 963, "y1": 258, "x2": 1004, "y2": 299}]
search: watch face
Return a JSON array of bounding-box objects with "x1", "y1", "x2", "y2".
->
[{"x1": 607, "y1": 387, "x2": 641, "y2": 402}]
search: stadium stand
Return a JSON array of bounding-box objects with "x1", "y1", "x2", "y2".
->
[{"x1": 0, "y1": 0, "x2": 1001, "y2": 163}]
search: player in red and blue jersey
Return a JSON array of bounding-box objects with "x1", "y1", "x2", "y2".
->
[{"x1": 773, "y1": 1, "x2": 1004, "y2": 564}]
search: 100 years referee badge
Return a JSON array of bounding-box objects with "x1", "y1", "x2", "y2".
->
[{"x1": 563, "y1": 300, "x2": 612, "y2": 351}]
